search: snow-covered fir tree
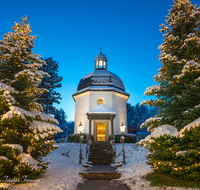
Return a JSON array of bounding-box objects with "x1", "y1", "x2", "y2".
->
[
  {"x1": 142, "y1": 0, "x2": 200, "y2": 131},
  {"x1": 37, "y1": 57, "x2": 62, "y2": 115},
  {"x1": 0, "y1": 16, "x2": 62, "y2": 185},
  {"x1": 139, "y1": 0, "x2": 200, "y2": 181}
]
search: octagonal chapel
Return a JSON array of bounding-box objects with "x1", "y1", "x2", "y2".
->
[{"x1": 72, "y1": 52, "x2": 130, "y2": 142}]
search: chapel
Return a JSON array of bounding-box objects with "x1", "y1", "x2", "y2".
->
[{"x1": 72, "y1": 51, "x2": 130, "y2": 142}]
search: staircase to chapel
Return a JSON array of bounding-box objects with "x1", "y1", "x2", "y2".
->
[{"x1": 88, "y1": 142, "x2": 114, "y2": 165}]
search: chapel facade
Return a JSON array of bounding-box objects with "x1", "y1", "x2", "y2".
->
[{"x1": 72, "y1": 52, "x2": 130, "y2": 142}]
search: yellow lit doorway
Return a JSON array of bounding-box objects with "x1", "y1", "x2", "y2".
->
[{"x1": 97, "y1": 123, "x2": 105, "y2": 141}]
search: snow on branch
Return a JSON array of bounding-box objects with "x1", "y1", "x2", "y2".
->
[
  {"x1": 137, "y1": 125, "x2": 178, "y2": 146},
  {"x1": 0, "y1": 82, "x2": 18, "y2": 105},
  {"x1": 32, "y1": 112, "x2": 59, "y2": 124},
  {"x1": 16, "y1": 153, "x2": 41, "y2": 170},
  {"x1": 0, "y1": 82, "x2": 18, "y2": 94},
  {"x1": 179, "y1": 117, "x2": 200, "y2": 137},
  {"x1": 2, "y1": 144, "x2": 23, "y2": 152},
  {"x1": 30, "y1": 120, "x2": 62, "y2": 140},
  {"x1": 176, "y1": 151, "x2": 190, "y2": 156},
  {"x1": 140, "y1": 117, "x2": 163, "y2": 129},
  {"x1": 0, "y1": 156, "x2": 9, "y2": 161},
  {"x1": 173, "y1": 60, "x2": 200, "y2": 79},
  {"x1": 144, "y1": 85, "x2": 160, "y2": 96},
  {"x1": 2, "y1": 106, "x2": 35, "y2": 120}
]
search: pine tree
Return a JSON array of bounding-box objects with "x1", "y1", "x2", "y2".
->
[
  {"x1": 142, "y1": 0, "x2": 200, "y2": 131},
  {"x1": 37, "y1": 57, "x2": 62, "y2": 115},
  {"x1": 54, "y1": 108, "x2": 68, "y2": 136},
  {"x1": 139, "y1": 0, "x2": 200, "y2": 182},
  {"x1": 0, "y1": 16, "x2": 62, "y2": 184}
]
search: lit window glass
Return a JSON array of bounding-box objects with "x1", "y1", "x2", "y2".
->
[{"x1": 97, "y1": 98, "x2": 104, "y2": 105}]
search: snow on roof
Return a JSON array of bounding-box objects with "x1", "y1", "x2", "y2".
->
[
  {"x1": 33, "y1": 111, "x2": 59, "y2": 125},
  {"x1": 87, "y1": 104, "x2": 117, "y2": 115},
  {"x1": 2, "y1": 106, "x2": 35, "y2": 120},
  {"x1": 73, "y1": 86, "x2": 130, "y2": 98}
]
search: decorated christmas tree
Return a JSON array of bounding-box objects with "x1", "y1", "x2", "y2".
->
[
  {"x1": 141, "y1": 0, "x2": 200, "y2": 131},
  {"x1": 0, "y1": 16, "x2": 62, "y2": 187},
  {"x1": 139, "y1": 0, "x2": 200, "y2": 181}
]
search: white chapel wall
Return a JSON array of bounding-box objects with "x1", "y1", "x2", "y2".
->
[
  {"x1": 112, "y1": 92, "x2": 128, "y2": 134},
  {"x1": 74, "y1": 90, "x2": 128, "y2": 135},
  {"x1": 74, "y1": 92, "x2": 90, "y2": 134}
]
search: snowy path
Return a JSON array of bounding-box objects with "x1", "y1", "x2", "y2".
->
[
  {"x1": 11, "y1": 143, "x2": 87, "y2": 190},
  {"x1": 10, "y1": 143, "x2": 199, "y2": 190}
]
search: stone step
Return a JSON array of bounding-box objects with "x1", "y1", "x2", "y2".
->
[
  {"x1": 79, "y1": 173, "x2": 121, "y2": 180},
  {"x1": 89, "y1": 143, "x2": 113, "y2": 165},
  {"x1": 79, "y1": 165, "x2": 121, "y2": 180}
]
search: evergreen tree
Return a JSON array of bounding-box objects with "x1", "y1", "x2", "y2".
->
[
  {"x1": 139, "y1": 0, "x2": 200, "y2": 182},
  {"x1": 54, "y1": 108, "x2": 67, "y2": 125},
  {"x1": 142, "y1": 0, "x2": 200, "y2": 131},
  {"x1": 127, "y1": 103, "x2": 157, "y2": 131},
  {"x1": 0, "y1": 16, "x2": 62, "y2": 184},
  {"x1": 37, "y1": 57, "x2": 62, "y2": 115},
  {"x1": 126, "y1": 103, "x2": 135, "y2": 126}
]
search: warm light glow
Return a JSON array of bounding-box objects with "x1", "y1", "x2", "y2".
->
[
  {"x1": 78, "y1": 122, "x2": 84, "y2": 133},
  {"x1": 99, "y1": 60, "x2": 103, "y2": 67},
  {"x1": 120, "y1": 122, "x2": 126, "y2": 133}
]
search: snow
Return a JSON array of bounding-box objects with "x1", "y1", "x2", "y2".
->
[
  {"x1": 0, "y1": 156, "x2": 9, "y2": 161},
  {"x1": 140, "y1": 117, "x2": 162, "y2": 129},
  {"x1": 4, "y1": 143, "x2": 197, "y2": 190},
  {"x1": 2, "y1": 106, "x2": 35, "y2": 120},
  {"x1": 16, "y1": 153, "x2": 40, "y2": 170},
  {"x1": 151, "y1": 125, "x2": 178, "y2": 138},
  {"x1": 137, "y1": 125, "x2": 178, "y2": 147},
  {"x1": 144, "y1": 85, "x2": 160, "y2": 96},
  {"x1": 179, "y1": 117, "x2": 200, "y2": 137},
  {"x1": 157, "y1": 44, "x2": 163, "y2": 50},
  {"x1": 33, "y1": 112, "x2": 59, "y2": 125},
  {"x1": 0, "y1": 82, "x2": 18, "y2": 93},
  {"x1": 73, "y1": 86, "x2": 130, "y2": 98},
  {"x1": 10, "y1": 143, "x2": 87, "y2": 190},
  {"x1": 176, "y1": 151, "x2": 189, "y2": 156},
  {"x1": 2, "y1": 144, "x2": 23, "y2": 152},
  {"x1": 87, "y1": 104, "x2": 117, "y2": 115},
  {"x1": 30, "y1": 121, "x2": 62, "y2": 138}
]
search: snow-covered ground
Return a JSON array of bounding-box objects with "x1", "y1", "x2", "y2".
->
[
  {"x1": 11, "y1": 143, "x2": 87, "y2": 190},
  {"x1": 9, "y1": 143, "x2": 199, "y2": 190},
  {"x1": 115, "y1": 143, "x2": 199, "y2": 190}
]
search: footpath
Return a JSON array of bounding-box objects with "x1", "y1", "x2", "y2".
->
[
  {"x1": 76, "y1": 165, "x2": 130, "y2": 190},
  {"x1": 76, "y1": 142, "x2": 130, "y2": 190}
]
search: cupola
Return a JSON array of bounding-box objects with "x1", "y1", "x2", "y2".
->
[{"x1": 94, "y1": 49, "x2": 108, "y2": 70}]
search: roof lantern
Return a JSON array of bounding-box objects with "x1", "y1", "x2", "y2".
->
[{"x1": 94, "y1": 48, "x2": 108, "y2": 70}]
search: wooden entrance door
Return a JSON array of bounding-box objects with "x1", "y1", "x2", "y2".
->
[{"x1": 97, "y1": 123, "x2": 105, "y2": 141}]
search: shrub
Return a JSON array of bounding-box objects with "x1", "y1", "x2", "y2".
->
[
  {"x1": 108, "y1": 134, "x2": 136, "y2": 143},
  {"x1": 68, "y1": 133, "x2": 93, "y2": 143}
]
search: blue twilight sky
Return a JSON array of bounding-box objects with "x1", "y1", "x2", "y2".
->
[{"x1": 0, "y1": 0, "x2": 199, "y2": 121}]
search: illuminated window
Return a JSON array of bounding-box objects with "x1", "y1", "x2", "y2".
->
[
  {"x1": 99, "y1": 60, "x2": 103, "y2": 67},
  {"x1": 97, "y1": 98, "x2": 104, "y2": 105}
]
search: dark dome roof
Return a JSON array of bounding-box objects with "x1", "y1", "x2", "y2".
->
[
  {"x1": 77, "y1": 70, "x2": 125, "y2": 91},
  {"x1": 95, "y1": 53, "x2": 107, "y2": 59}
]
